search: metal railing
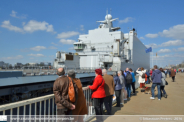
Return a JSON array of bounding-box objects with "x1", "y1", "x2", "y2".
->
[{"x1": 0, "y1": 87, "x2": 98, "y2": 122}]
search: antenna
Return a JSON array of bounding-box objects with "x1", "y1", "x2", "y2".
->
[
  {"x1": 110, "y1": 8, "x2": 112, "y2": 14},
  {"x1": 106, "y1": 9, "x2": 108, "y2": 16}
]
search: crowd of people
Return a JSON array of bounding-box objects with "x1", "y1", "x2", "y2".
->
[{"x1": 53, "y1": 66, "x2": 180, "y2": 122}]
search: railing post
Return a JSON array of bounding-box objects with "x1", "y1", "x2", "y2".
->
[
  {"x1": 52, "y1": 98, "x2": 54, "y2": 122},
  {"x1": 48, "y1": 99, "x2": 50, "y2": 122},
  {"x1": 10, "y1": 108, "x2": 12, "y2": 122},
  {"x1": 29, "y1": 104, "x2": 31, "y2": 122},
  {"x1": 17, "y1": 107, "x2": 19, "y2": 122},
  {"x1": 39, "y1": 101, "x2": 41, "y2": 122},
  {"x1": 44, "y1": 100, "x2": 46, "y2": 122},
  {"x1": 34, "y1": 102, "x2": 37, "y2": 122},
  {"x1": 23, "y1": 105, "x2": 26, "y2": 122}
]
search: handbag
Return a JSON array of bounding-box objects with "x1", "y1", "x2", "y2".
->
[
  {"x1": 90, "y1": 79, "x2": 103, "y2": 100},
  {"x1": 166, "y1": 80, "x2": 168, "y2": 85},
  {"x1": 68, "y1": 77, "x2": 75, "y2": 103}
]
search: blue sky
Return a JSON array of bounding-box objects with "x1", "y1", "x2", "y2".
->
[{"x1": 0, "y1": 0, "x2": 184, "y2": 68}]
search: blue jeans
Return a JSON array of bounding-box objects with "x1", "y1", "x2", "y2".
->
[
  {"x1": 126, "y1": 84, "x2": 131, "y2": 98},
  {"x1": 151, "y1": 83, "x2": 161, "y2": 99}
]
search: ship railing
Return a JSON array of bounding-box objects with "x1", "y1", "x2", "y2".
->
[{"x1": 0, "y1": 87, "x2": 110, "y2": 122}]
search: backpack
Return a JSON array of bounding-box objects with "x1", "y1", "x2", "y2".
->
[
  {"x1": 68, "y1": 77, "x2": 75, "y2": 103},
  {"x1": 125, "y1": 72, "x2": 132, "y2": 84}
]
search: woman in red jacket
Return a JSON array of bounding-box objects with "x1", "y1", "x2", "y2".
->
[{"x1": 87, "y1": 68, "x2": 106, "y2": 121}]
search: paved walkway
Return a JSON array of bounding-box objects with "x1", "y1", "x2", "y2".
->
[{"x1": 90, "y1": 73, "x2": 184, "y2": 122}]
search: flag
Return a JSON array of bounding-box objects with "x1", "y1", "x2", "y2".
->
[
  {"x1": 145, "y1": 47, "x2": 152, "y2": 53},
  {"x1": 156, "y1": 52, "x2": 157, "y2": 57}
]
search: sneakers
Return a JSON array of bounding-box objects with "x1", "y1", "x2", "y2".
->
[
  {"x1": 158, "y1": 99, "x2": 161, "y2": 100},
  {"x1": 120, "y1": 103, "x2": 124, "y2": 105},
  {"x1": 150, "y1": 97, "x2": 155, "y2": 100},
  {"x1": 124, "y1": 98, "x2": 127, "y2": 101},
  {"x1": 164, "y1": 94, "x2": 167, "y2": 98}
]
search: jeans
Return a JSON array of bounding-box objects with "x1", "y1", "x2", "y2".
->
[
  {"x1": 94, "y1": 98, "x2": 104, "y2": 121},
  {"x1": 160, "y1": 86, "x2": 166, "y2": 97},
  {"x1": 151, "y1": 83, "x2": 161, "y2": 99},
  {"x1": 131, "y1": 82, "x2": 135, "y2": 94},
  {"x1": 126, "y1": 84, "x2": 131, "y2": 97},
  {"x1": 104, "y1": 95, "x2": 113, "y2": 115},
  {"x1": 172, "y1": 76, "x2": 175, "y2": 82},
  {"x1": 115, "y1": 90, "x2": 121, "y2": 107}
]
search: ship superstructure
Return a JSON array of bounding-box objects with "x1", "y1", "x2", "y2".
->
[{"x1": 54, "y1": 14, "x2": 150, "y2": 70}]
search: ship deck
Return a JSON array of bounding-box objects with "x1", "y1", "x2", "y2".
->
[{"x1": 90, "y1": 73, "x2": 184, "y2": 122}]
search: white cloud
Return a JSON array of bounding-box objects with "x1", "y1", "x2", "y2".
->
[
  {"x1": 23, "y1": 20, "x2": 55, "y2": 33},
  {"x1": 51, "y1": 42, "x2": 58, "y2": 46},
  {"x1": 80, "y1": 25, "x2": 84, "y2": 31},
  {"x1": 10, "y1": 10, "x2": 27, "y2": 19},
  {"x1": 159, "y1": 24, "x2": 184, "y2": 39},
  {"x1": 146, "y1": 40, "x2": 184, "y2": 49},
  {"x1": 177, "y1": 47, "x2": 184, "y2": 51},
  {"x1": 30, "y1": 46, "x2": 46, "y2": 51},
  {"x1": 119, "y1": 17, "x2": 134, "y2": 24},
  {"x1": 1, "y1": 20, "x2": 55, "y2": 33},
  {"x1": 158, "y1": 49, "x2": 171, "y2": 53},
  {"x1": 10, "y1": 10, "x2": 17, "y2": 18},
  {"x1": 68, "y1": 47, "x2": 74, "y2": 50},
  {"x1": 28, "y1": 54, "x2": 44, "y2": 57},
  {"x1": 1, "y1": 20, "x2": 23, "y2": 32},
  {"x1": 161, "y1": 40, "x2": 184, "y2": 47},
  {"x1": 145, "y1": 33, "x2": 158, "y2": 38},
  {"x1": 59, "y1": 39, "x2": 76, "y2": 44},
  {"x1": 174, "y1": 47, "x2": 184, "y2": 52},
  {"x1": 57, "y1": 31, "x2": 80, "y2": 38},
  {"x1": 146, "y1": 43, "x2": 158, "y2": 48},
  {"x1": 139, "y1": 37, "x2": 145, "y2": 40},
  {"x1": 48, "y1": 46, "x2": 57, "y2": 49},
  {"x1": 0, "y1": 55, "x2": 23, "y2": 60}
]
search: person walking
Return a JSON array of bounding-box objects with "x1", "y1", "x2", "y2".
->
[
  {"x1": 169, "y1": 69, "x2": 171, "y2": 77},
  {"x1": 165, "y1": 69, "x2": 168, "y2": 78},
  {"x1": 53, "y1": 68, "x2": 78, "y2": 116},
  {"x1": 118, "y1": 71, "x2": 126, "y2": 104},
  {"x1": 136, "y1": 67, "x2": 146, "y2": 90},
  {"x1": 121, "y1": 70, "x2": 127, "y2": 101},
  {"x1": 88, "y1": 68, "x2": 106, "y2": 121},
  {"x1": 159, "y1": 68, "x2": 167, "y2": 98},
  {"x1": 150, "y1": 69, "x2": 153, "y2": 76},
  {"x1": 171, "y1": 68, "x2": 176, "y2": 82},
  {"x1": 113, "y1": 72, "x2": 122, "y2": 107},
  {"x1": 124, "y1": 68, "x2": 132, "y2": 98},
  {"x1": 102, "y1": 69, "x2": 115, "y2": 115},
  {"x1": 129, "y1": 68, "x2": 136, "y2": 95},
  {"x1": 150, "y1": 65, "x2": 162, "y2": 100},
  {"x1": 68, "y1": 70, "x2": 87, "y2": 122}
]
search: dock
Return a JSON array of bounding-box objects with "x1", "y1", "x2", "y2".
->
[{"x1": 90, "y1": 73, "x2": 184, "y2": 122}]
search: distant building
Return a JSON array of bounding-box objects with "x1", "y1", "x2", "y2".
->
[
  {"x1": 0, "y1": 61, "x2": 5, "y2": 67},
  {"x1": 40, "y1": 62, "x2": 45, "y2": 66},
  {"x1": 14, "y1": 63, "x2": 23, "y2": 67},
  {"x1": 29, "y1": 63, "x2": 38, "y2": 66}
]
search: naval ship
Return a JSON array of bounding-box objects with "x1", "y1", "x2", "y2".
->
[{"x1": 0, "y1": 13, "x2": 149, "y2": 104}]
